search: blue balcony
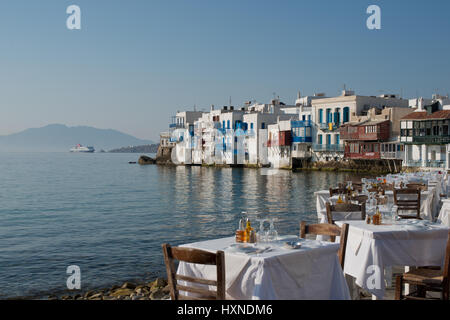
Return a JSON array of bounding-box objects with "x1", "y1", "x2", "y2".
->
[
  {"x1": 291, "y1": 120, "x2": 312, "y2": 128},
  {"x1": 293, "y1": 137, "x2": 312, "y2": 143},
  {"x1": 169, "y1": 123, "x2": 185, "y2": 129},
  {"x1": 312, "y1": 144, "x2": 344, "y2": 152}
]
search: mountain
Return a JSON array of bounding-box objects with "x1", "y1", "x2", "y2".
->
[
  {"x1": 108, "y1": 144, "x2": 159, "y2": 153},
  {"x1": 0, "y1": 124, "x2": 155, "y2": 152}
]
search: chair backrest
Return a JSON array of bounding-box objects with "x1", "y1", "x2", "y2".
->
[
  {"x1": 376, "y1": 195, "x2": 388, "y2": 205},
  {"x1": 329, "y1": 187, "x2": 347, "y2": 197},
  {"x1": 352, "y1": 185, "x2": 363, "y2": 193},
  {"x1": 380, "y1": 183, "x2": 395, "y2": 191},
  {"x1": 350, "y1": 194, "x2": 368, "y2": 204},
  {"x1": 299, "y1": 222, "x2": 349, "y2": 269},
  {"x1": 162, "y1": 244, "x2": 225, "y2": 300},
  {"x1": 406, "y1": 183, "x2": 428, "y2": 192},
  {"x1": 326, "y1": 202, "x2": 366, "y2": 224},
  {"x1": 393, "y1": 188, "x2": 421, "y2": 219}
]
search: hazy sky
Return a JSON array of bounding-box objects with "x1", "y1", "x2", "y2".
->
[{"x1": 0, "y1": 0, "x2": 449, "y2": 141}]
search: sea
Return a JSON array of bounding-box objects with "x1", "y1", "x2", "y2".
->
[{"x1": 0, "y1": 152, "x2": 367, "y2": 299}]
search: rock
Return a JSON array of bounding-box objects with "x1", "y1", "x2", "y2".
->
[
  {"x1": 88, "y1": 293, "x2": 103, "y2": 300},
  {"x1": 121, "y1": 282, "x2": 136, "y2": 290},
  {"x1": 150, "y1": 288, "x2": 166, "y2": 300},
  {"x1": 84, "y1": 290, "x2": 96, "y2": 298},
  {"x1": 111, "y1": 288, "x2": 134, "y2": 297},
  {"x1": 138, "y1": 155, "x2": 156, "y2": 165},
  {"x1": 150, "y1": 278, "x2": 167, "y2": 290},
  {"x1": 47, "y1": 295, "x2": 58, "y2": 300},
  {"x1": 162, "y1": 285, "x2": 171, "y2": 294},
  {"x1": 135, "y1": 288, "x2": 144, "y2": 295}
]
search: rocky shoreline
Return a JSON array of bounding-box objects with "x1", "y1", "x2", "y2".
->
[{"x1": 47, "y1": 278, "x2": 170, "y2": 301}]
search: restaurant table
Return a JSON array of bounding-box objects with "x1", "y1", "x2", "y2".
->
[
  {"x1": 335, "y1": 219, "x2": 449, "y2": 299},
  {"x1": 315, "y1": 188, "x2": 436, "y2": 223},
  {"x1": 438, "y1": 199, "x2": 450, "y2": 227},
  {"x1": 177, "y1": 236, "x2": 351, "y2": 300}
]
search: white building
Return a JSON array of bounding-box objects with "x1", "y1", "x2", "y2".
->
[{"x1": 311, "y1": 90, "x2": 410, "y2": 162}]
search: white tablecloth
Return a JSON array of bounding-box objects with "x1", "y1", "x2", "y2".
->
[
  {"x1": 315, "y1": 189, "x2": 436, "y2": 223},
  {"x1": 438, "y1": 199, "x2": 450, "y2": 227},
  {"x1": 335, "y1": 220, "x2": 449, "y2": 299},
  {"x1": 177, "y1": 236, "x2": 350, "y2": 300}
]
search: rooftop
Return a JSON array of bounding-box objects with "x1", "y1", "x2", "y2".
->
[{"x1": 401, "y1": 110, "x2": 450, "y2": 120}]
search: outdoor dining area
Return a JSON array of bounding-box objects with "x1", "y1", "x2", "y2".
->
[{"x1": 161, "y1": 171, "x2": 450, "y2": 300}]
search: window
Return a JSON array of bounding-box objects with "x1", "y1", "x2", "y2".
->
[
  {"x1": 302, "y1": 115, "x2": 306, "y2": 121},
  {"x1": 261, "y1": 123, "x2": 265, "y2": 129},
  {"x1": 326, "y1": 109, "x2": 332, "y2": 123},
  {"x1": 318, "y1": 135, "x2": 323, "y2": 145},
  {"x1": 334, "y1": 109, "x2": 340, "y2": 124},
  {"x1": 222, "y1": 121, "x2": 225, "y2": 129},
  {"x1": 326, "y1": 134, "x2": 331, "y2": 145},
  {"x1": 343, "y1": 107, "x2": 350, "y2": 123},
  {"x1": 319, "y1": 109, "x2": 323, "y2": 124},
  {"x1": 250, "y1": 123, "x2": 254, "y2": 129},
  {"x1": 227, "y1": 120, "x2": 230, "y2": 129},
  {"x1": 335, "y1": 134, "x2": 340, "y2": 145}
]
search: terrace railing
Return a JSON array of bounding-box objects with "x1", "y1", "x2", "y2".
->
[{"x1": 312, "y1": 144, "x2": 344, "y2": 152}]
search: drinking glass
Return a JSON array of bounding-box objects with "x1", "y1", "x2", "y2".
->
[
  {"x1": 256, "y1": 219, "x2": 267, "y2": 243},
  {"x1": 266, "y1": 218, "x2": 278, "y2": 242}
]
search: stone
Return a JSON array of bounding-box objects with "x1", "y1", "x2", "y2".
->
[
  {"x1": 151, "y1": 278, "x2": 167, "y2": 290},
  {"x1": 111, "y1": 288, "x2": 134, "y2": 297},
  {"x1": 150, "y1": 288, "x2": 166, "y2": 300},
  {"x1": 84, "y1": 290, "x2": 95, "y2": 298},
  {"x1": 138, "y1": 155, "x2": 156, "y2": 165},
  {"x1": 135, "y1": 288, "x2": 144, "y2": 295},
  {"x1": 121, "y1": 282, "x2": 136, "y2": 290},
  {"x1": 162, "y1": 285, "x2": 170, "y2": 294},
  {"x1": 89, "y1": 293, "x2": 103, "y2": 299},
  {"x1": 47, "y1": 295, "x2": 58, "y2": 300}
]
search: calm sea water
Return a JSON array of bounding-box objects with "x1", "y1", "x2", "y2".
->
[{"x1": 0, "y1": 152, "x2": 366, "y2": 299}]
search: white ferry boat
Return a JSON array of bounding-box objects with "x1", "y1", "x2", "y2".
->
[{"x1": 70, "y1": 144, "x2": 95, "y2": 153}]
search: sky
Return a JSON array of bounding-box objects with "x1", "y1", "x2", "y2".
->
[{"x1": 0, "y1": 0, "x2": 449, "y2": 141}]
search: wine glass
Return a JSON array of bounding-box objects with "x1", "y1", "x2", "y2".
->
[
  {"x1": 256, "y1": 218, "x2": 267, "y2": 243},
  {"x1": 266, "y1": 218, "x2": 278, "y2": 243}
]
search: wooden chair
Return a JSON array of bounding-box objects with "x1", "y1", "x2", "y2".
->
[
  {"x1": 368, "y1": 187, "x2": 385, "y2": 195},
  {"x1": 349, "y1": 194, "x2": 368, "y2": 205},
  {"x1": 395, "y1": 231, "x2": 450, "y2": 300},
  {"x1": 299, "y1": 222, "x2": 349, "y2": 268},
  {"x1": 162, "y1": 244, "x2": 225, "y2": 300},
  {"x1": 376, "y1": 195, "x2": 388, "y2": 205},
  {"x1": 326, "y1": 202, "x2": 366, "y2": 224},
  {"x1": 351, "y1": 183, "x2": 363, "y2": 192},
  {"x1": 329, "y1": 187, "x2": 347, "y2": 197},
  {"x1": 393, "y1": 188, "x2": 421, "y2": 220},
  {"x1": 406, "y1": 183, "x2": 428, "y2": 192},
  {"x1": 380, "y1": 183, "x2": 395, "y2": 191}
]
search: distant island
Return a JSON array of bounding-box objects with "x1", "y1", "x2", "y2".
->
[
  {"x1": 109, "y1": 144, "x2": 159, "y2": 153},
  {"x1": 0, "y1": 124, "x2": 155, "y2": 152}
]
